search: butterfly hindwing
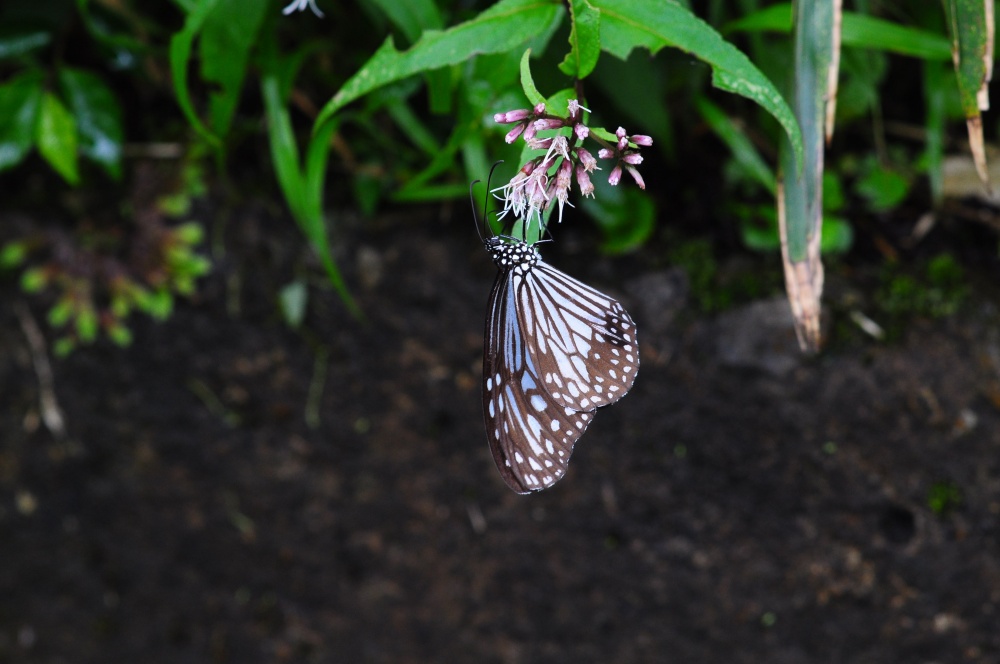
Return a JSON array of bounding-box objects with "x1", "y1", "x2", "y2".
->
[{"x1": 521, "y1": 262, "x2": 639, "y2": 412}]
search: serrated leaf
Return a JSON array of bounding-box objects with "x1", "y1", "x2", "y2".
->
[
  {"x1": 559, "y1": 0, "x2": 601, "y2": 78},
  {"x1": 59, "y1": 67, "x2": 124, "y2": 179},
  {"x1": 591, "y1": 0, "x2": 803, "y2": 171},
  {"x1": 35, "y1": 92, "x2": 80, "y2": 185},
  {"x1": 315, "y1": 0, "x2": 563, "y2": 130},
  {"x1": 0, "y1": 70, "x2": 44, "y2": 171}
]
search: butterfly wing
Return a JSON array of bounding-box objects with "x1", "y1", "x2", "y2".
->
[
  {"x1": 483, "y1": 268, "x2": 593, "y2": 493},
  {"x1": 520, "y1": 261, "x2": 639, "y2": 412}
]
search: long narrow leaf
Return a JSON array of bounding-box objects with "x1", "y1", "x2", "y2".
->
[
  {"x1": 778, "y1": 0, "x2": 841, "y2": 351},
  {"x1": 262, "y1": 73, "x2": 360, "y2": 317},
  {"x1": 726, "y1": 4, "x2": 952, "y2": 61},
  {"x1": 200, "y1": 0, "x2": 267, "y2": 138},
  {"x1": 695, "y1": 96, "x2": 775, "y2": 193},
  {"x1": 168, "y1": 0, "x2": 223, "y2": 147},
  {"x1": 943, "y1": 0, "x2": 994, "y2": 186}
]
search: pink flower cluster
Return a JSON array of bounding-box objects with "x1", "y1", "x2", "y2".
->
[{"x1": 492, "y1": 100, "x2": 651, "y2": 227}]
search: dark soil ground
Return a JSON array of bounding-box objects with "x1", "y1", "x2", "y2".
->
[{"x1": 3, "y1": 197, "x2": 1000, "y2": 663}]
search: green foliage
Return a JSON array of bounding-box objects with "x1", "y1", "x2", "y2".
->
[
  {"x1": 877, "y1": 254, "x2": 969, "y2": 327},
  {"x1": 580, "y1": 175, "x2": 655, "y2": 254},
  {"x1": 927, "y1": 480, "x2": 962, "y2": 515},
  {"x1": 735, "y1": 173, "x2": 853, "y2": 255},
  {"x1": 667, "y1": 237, "x2": 777, "y2": 313},
  {"x1": 2, "y1": 218, "x2": 211, "y2": 354},
  {"x1": 0, "y1": 20, "x2": 125, "y2": 184}
]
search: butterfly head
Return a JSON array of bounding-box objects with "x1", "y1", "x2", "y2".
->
[{"x1": 486, "y1": 237, "x2": 540, "y2": 271}]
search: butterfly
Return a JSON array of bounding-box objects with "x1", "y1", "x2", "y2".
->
[{"x1": 482, "y1": 235, "x2": 639, "y2": 493}]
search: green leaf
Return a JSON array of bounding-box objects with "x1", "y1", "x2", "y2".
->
[
  {"x1": 174, "y1": 222, "x2": 205, "y2": 245},
  {"x1": 0, "y1": 29, "x2": 51, "y2": 60},
  {"x1": 781, "y1": 0, "x2": 835, "y2": 261},
  {"x1": 738, "y1": 205, "x2": 780, "y2": 252},
  {"x1": 855, "y1": 164, "x2": 910, "y2": 212},
  {"x1": 820, "y1": 216, "x2": 853, "y2": 254},
  {"x1": 944, "y1": 0, "x2": 992, "y2": 117},
  {"x1": 35, "y1": 92, "x2": 80, "y2": 185},
  {"x1": 777, "y1": 0, "x2": 836, "y2": 351},
  {"x1": 559, "y1": 0, "x2": 601, "y2": 78},
  {"x1": 365, "y1": 0, "x2": 443, "y2": 43},
  {"x1": 53, "y1": 337, "x2": 76, "y2": 357},
  {"x1": 48, "y1": 299, "x2": 74, "y2": 328},
  {"x1": 59, "y1": 68, "x2": 124, "y2": 179},
  {"x1": 841, "y1": 13, "x2": 951, "y2": 60},
  {"x1": 146, "y1": 288, "x2": 174, "y2": 320},
  {"x1": 200, "y1": 0, "x2": 267, "y2": 138},
  {"x1": 0, "y1": 70, "x2": 44, "y2": 171},
  {"x1": 76, "y1": 306, "x2": 98, "y2": 343},
  {"x1": 315, "y1": 0, "x2": 563, "y2": 130},
  {"x1": 923, "y1": 61, "x2": 947, "y2": 204},
  {"x1": 591, "y1": 0, "x2": 803, "y2": 171},
  {"x1": 261, "y1": 64, "x2": 361, "y2": 317},
  {"x1": 107, "y1": 323, "x2": 133, "y2": 347},
  {"x1": 168, "y1": 0, "x2": 224, "y2": 147},
  {"x1": 21, "y1": 267, "x2": 47, "y2": 292},
  {"x1": 580, "y1": 174, "x2": 656, "y2": 253},
  {"x1": 590, "y1": 50, "x2": 673, "y2": 154},
  {"x1": 519, "y1": 48, "x2": 546, "y2": 106},
  {"x1": 943, "y1": 0, "x2": 991, "y2": 184},
  {"x1": 385, "y1": 97, "x2": 440, "y2": 155},
  {"x1": 726, "y1": 4, "x2": 952, "y2": 60},
  {"x1": 0, "y1": 241, "x2": 28, "y2": 269},
  {"x1": 695, "y1": 95, "x2": 775, "y2": 193}
]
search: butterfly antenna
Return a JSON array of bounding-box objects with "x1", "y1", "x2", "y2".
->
[
  {"x1": 469, "y1": 178, "x2": 486, "y2": 243},
  {"x1": 484, "y1": 161, "x2": 505, "y2": 238}
]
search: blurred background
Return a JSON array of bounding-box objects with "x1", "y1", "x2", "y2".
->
[{"x1": 2, "y1": 0, "x2": 1000, "y2": 661}]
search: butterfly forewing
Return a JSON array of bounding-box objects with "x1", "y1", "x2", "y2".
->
[
  {"x1": 484, "y1": 268, "x2": 594, "y2": 493},
  {"x1": 522, "y1": 263, "x2": 639, "y2": 412}
]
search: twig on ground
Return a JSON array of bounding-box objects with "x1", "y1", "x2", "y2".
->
[{"x1": 14, "y1": 301, "x2": 66, "y2": 438}]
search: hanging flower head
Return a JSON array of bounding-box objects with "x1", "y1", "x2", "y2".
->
[{"x1": 492, "y1": 100, "x2": 652, "y2": 230}]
